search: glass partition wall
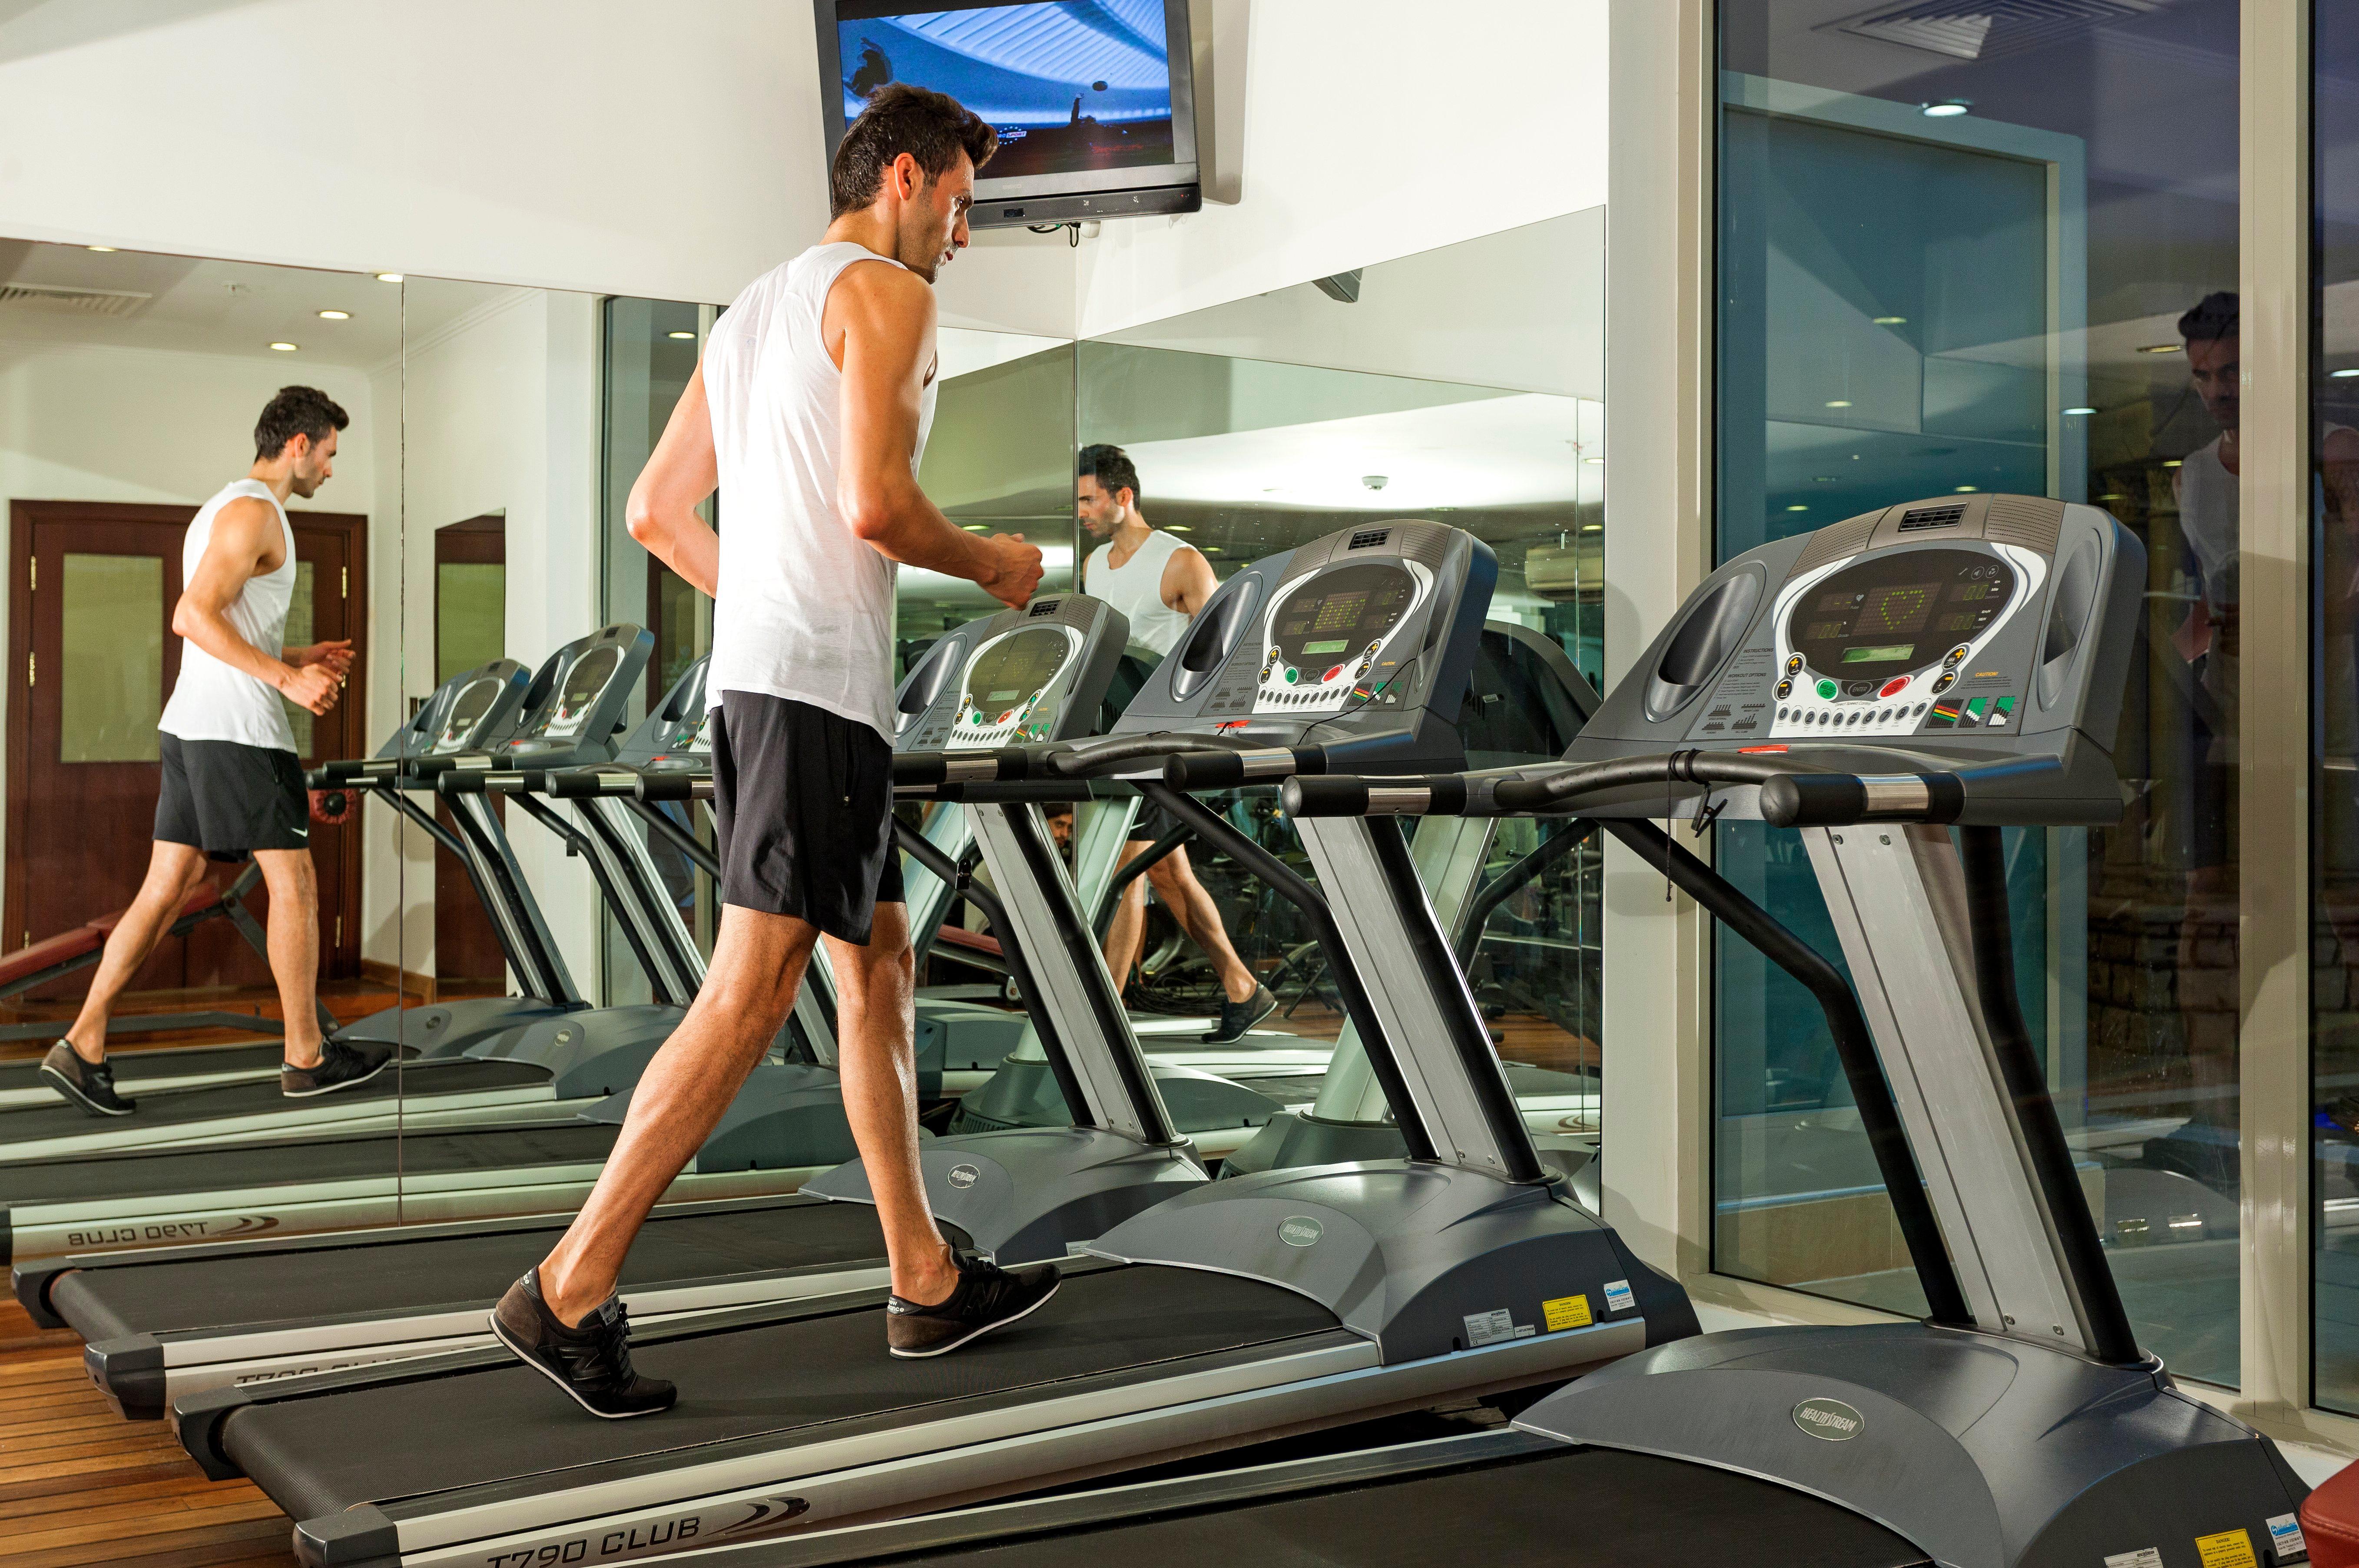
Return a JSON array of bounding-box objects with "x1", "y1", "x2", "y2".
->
[{"x1": 1713, "y1": 2, "x2": 2243, "y2": 1383}]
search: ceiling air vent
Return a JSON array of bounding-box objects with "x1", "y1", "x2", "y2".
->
[
  {"x1": 0, "y1": 281, "x2": 152, "y2": 318},
  {"x1": 1831, "y1": 0, "x2": 2165, "y2": 63}
]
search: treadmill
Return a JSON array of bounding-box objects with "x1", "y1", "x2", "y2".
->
[
  {"x1": 711, "y1": 495, "x2": 2303, "y2": 1568},
  {"x1": 173, "y1": 523, "x2": 1694, "y2": 1568},
  {"x1": 0, "y1": 626, "x2": 664, "y2": 1163},
  {"x1": 40, "y1": 592, "x2": 1200, "y2": 1418},
  {"x1": 0, "y1": 657, "x2": 538, "y2": 1111}
]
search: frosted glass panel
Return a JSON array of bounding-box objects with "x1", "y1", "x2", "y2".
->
[
  {"x1": 437, "y1": 562, "x2": 505, "y2": 684},
  {"x1": 60, "y1": 553, "x2": 162, "y2": 763}
]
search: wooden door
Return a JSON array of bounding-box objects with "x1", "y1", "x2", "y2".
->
[
  {"x1": 434, "y1": 517, "x2": 507, "y2": 985},
  {"x1": 4, "y1": 500, "x2": 368, "y2": 994}
]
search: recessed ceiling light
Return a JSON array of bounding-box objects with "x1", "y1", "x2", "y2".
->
[
  {"x1": 2139, "y1": 343, "x2": 2182, "y2": 354},
  {"x1": 2335, "y1": 368, "x2": 2359, "y2": 379},
  {"x1": 1825, "y1": 399, "x2": 1853, "y2": 409},
  {"x1": 2163, "y1": 459, "x2": 2183, "y2": 468},
  {"x1": 1872, "y1": 315, "x2": 1906, "y2": 325},
  {"x1": 1955, "y1": 485, "x2": 1977, "y2": 493},
  {"x1": 1580, "y1": 523, "x2": 1603, "y2": 533},
  {"x1": 1814, "y1": 475, "x2": 1837, "y2": 482},
  {"x1": 1164, "y1": 524, "x2": 1191, "y2": 533},
  {"x1": 270, "y1": 342, "x2": 299, "y2": 352},
  {"x1": 1202, "y1": 546, "x2": 1222, "y2": 553},
  {"x1": 317, "y1": 309, "x2": 350, "y2": 321},
  {"x1": 1922, "y1": 102, "x2": 1970, "y2": 118},
  {"x1": 1583, "y1": 456, "x2": 1605, "y2": 466},
  {"x1": 2063, "y1": 406, "x2": 2097, "y2": 415},
  {"x1": 667, "y1": 331, "x2": 696, "y2": 340},
  {"x1": 86, "y1": 245, "x2": 116, "y2": 253},
  {"x1": 2099, "y1": 493, "x2": 2128, "y2": 501},
  {"x1": 376, "y1": 272, "x2": 404, "y2": 283},
  {"x1": 1786, "y1": 504, "x2": 1809, "y2": 512},
  {"x1": 961, "y1": 523, "x2": 986, "y2": 532}
]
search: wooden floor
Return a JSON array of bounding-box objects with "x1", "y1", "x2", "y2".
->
[{"x1": 0, "y1": 1298, "x2": 293, "y2": 1567}]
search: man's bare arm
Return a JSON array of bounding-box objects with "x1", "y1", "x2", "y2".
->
[
  {"x1": 172, "y1": 499, "x2": 341, "y2": 715},
  {"x1": 833, "y1": 263, "x2": 1042, "y2": 609},
  {"x1": 624, "y1": 363, "x2": 721, "y2": 596},
  {"x1": 1163, "y1": 543, "x2": 1219, "y2": 617}
]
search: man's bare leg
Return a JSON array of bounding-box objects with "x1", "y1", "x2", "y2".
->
[
  {"x1": 1103, "y1": 840, "x2": 1153, "y2": 993},
  {"x1": 1146, "y1": 848, "x2": 1256, "y2": 1005},
  {"x1": 61, "y1": 842, "x2": 211, "y2": 1065},
  {"x1": 540, "y1": 905, "x2": 816, "y2": 1325},
  {"x1": 253, "y1": 849, "x2": 326, "y2": 1069},
  {"x1": 826, "y1": 902, "x2": 959, "y2": 1304}
]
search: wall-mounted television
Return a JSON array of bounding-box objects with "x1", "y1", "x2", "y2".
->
[{"x1": 815, "y1": 0, "x2": 1201, "y2": 229}]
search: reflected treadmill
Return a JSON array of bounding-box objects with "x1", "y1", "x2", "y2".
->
[
  {"x1": 40, "y1": 593, "x2": 1183, "y2": 1416},
  {"x1": 176, "y1": 523, "x2": 1693, "y2": 1568},
  {"x1": 0, "y1": 627, "x2": 665, "y2": 1164},
  {"x1": 732, "y1": 494, "x2": 2307, "y2": 1568}
]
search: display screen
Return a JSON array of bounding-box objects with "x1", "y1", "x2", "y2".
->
[
  {"x1": 960, "y1": 628, "x2": 1068, "y2": 714},
  {"x1": 551, "y1": 647, "x2": 620, "y2": 728},
  {"x1": 1783, "y1": 548, "x2": 2014, "y2": 682},
  {"x1": 1271, "y1": 562, "x2": 1415, "y2": 665},
  {"x1": 836, "y1": 0, "x2": 1175, "y2": 183}
]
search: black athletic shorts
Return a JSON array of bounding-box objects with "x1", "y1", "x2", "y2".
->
[
  {"x1": 154, "y1": 733, "x2": 310, "y2": 862},
  {"x1": 1129, "y1": 798, "x2": 1183, "y2": 845},
  {"x1": 712, "y1": 691, "x2": 904, "y2": 945}
]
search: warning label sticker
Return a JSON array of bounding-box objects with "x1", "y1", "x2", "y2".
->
[
  {"x1": 2195, "y1": 1528, "x2": 2258, "y2": 1568},
  {"x1": 1601, "y1": 1280, "x2": 1636, "y2": 1313},
  {"x1": 1543, "y1": 1294, "x2": 1593, "y2": 1331},
  {"x1": 2102, "y1": 1552, "x2": 2163, "y2": 1568},
  {"x1": 2266, "y1": 1513, "x2": 2308, "y2": 1561},
  {"x1": 1464, "y1": 1309, "x2": 1516, "y2": 1347}
]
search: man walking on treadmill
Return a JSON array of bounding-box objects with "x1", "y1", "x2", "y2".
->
[
  {"x1": 40, "y1": 386, "x2": 378, "y2": 1116},
  {"x1": 1077, "y1": 445, "x2": 1275, "y2": 1042},
  {"x1": 493, "y1": 84, "x2": 1054, "y2": 1418}
]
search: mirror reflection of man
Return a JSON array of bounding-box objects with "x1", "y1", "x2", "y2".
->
[
  {"x1": 1077, "y1": 444, "x2": 1275, "y2": 1043},
  {"x1": 2163, "y1": 292, "x2": 2359, "y2": 1184},
  {"x1": 40, "y1": 386, "x2": 374, "y2": 1116}
]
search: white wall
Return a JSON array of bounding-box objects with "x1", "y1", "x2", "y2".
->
[
  {"x1": 368, "y1": 290, "x2": 602, "y2": 983},
  {"x1": 0, "y1": 340, "x2": 378, "y2": 868}
]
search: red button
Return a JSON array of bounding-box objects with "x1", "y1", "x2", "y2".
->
[
  {"x1": 1324, "y1": 665, "x2": 1345, "y2": 683},
  {"x1": 996, "y1": 711, "x2": 1011, "y2": 724},
  {"x1": 1879, "y1": 677, "x2": 1910, "y2": 698}
]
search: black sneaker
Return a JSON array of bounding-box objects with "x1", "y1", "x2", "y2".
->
[
  {"x1": 886, "y1": 1253, "x2": 1062, "y2": 1359},
  {"x1": 489, "y1": 1269, "x2": 676, "y2": 1419},
  {"x1": 1205, "y1": 984, "x2": 1278, "y2": 1045},
  {"x1": 280, "y1": 1038, "x2": 394, "y2": 1098},
  {"x1": 39, "y1": 1042, "x2": 134, "y2": 1117}
]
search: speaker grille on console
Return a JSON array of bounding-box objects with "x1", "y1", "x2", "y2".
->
[
  {"x1": 1028, "y1": 599, "x2": 1059, "y2": 616},
  {"x1": 1984, "y1": 494, "x2": 2066, "y2": 556},
  {"x1": 1348, "y1": 529, "x2": 1391, "y2": 550},
  {"x1": 1898, "y1": 504, "x2": 1967, "y2": 532},
  {"x1": 1790, "y1": 510, "x2": 1882, "y2": 575}
]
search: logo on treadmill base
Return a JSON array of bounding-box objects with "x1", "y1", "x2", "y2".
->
[
  {"x1": 1278, "y1": 1215, "x2": 1324, "y2": 1247},
  {"x1": 1793, "y1": 1397, "x2": 1865, "y2": 1440},
  {"x1": 946, "y1": 1163, "x2": 981, "y2": 1190}
]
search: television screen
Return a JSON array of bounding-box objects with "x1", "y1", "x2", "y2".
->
[{"x1": 826, "y1": 0, "x2": 1195, "y2": 216}]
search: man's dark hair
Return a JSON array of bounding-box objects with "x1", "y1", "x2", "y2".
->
[
  {"x1": 2179, "y1": 290, "x2": 2239, "y2": 344},
  {"x1": 1079, "y1": 443, "x2": 1141, "y2": 503},
  {"x1": 830, "y1": 83, "x2": 998, "y2": 219},
  {"x1": 255, "y1": 385, "x2": 349, "y2": 460}
]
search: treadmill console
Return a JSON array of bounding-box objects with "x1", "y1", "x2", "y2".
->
[
  {"x1": 1111, "y1": 519, "x2": 1497, "y2": 768},
  {"x1": 425, "y1": 660, "x2": 536, "y2": 757},
  {"x1": 895, "y1": 594, "x2": 1130, "y2": 752},
  {"x1": 623, "y1": 658, "x2": 712, "y2": 787},
  {"x1": 495, "y1": 624, "x2": 656, "y2": 769},
  {"x1": 1572, "y1": 493, "x2": 2144, "y2": 822}
]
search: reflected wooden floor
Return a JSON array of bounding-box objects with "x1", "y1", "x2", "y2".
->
[{"x1": 0, "y1": 1298, "x2": 292, "y2": 1567}]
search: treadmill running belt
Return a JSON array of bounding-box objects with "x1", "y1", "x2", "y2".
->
[
  {"x1": 898, "y1": 1448, "x2": 1929, "y2": 1568},
  {"x1": 0, "y1": 1040, "x2": 278, "y2": 1088},
  {"x1": 53, "y1": 1200, "x2": 903, "y2": 1340},
  {"x1": 0, "y1": 1122, "x2": 617, "y2": 1205},
  {"x1": 0, "y1": 1059, "x2": 546, "y2": 1139},
  {"x1": 225, "y1": 1266, "x2": 1342, "y2": 1523}
]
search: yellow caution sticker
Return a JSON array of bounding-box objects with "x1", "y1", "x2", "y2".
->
[
  {"x1": 2194, "y1": 1528, "x2": 2257, "y2": 1568},
  {"x1": 1543, "y1": 1293, "x2": 1592, "y2": 1331}
]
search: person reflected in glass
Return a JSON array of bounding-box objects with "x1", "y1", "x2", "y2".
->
[{"x1": 1077, "y1": 444, "x2": 1276, "y2": 1043}]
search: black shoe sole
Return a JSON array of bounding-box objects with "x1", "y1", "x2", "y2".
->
[
  {"x1": 38, "y1": 1063, "x2": 134, "y2": 1117},
  {"x1": 487, "y1": 1310, "x2": 676, "y2": 1420},
  {"x1": 889, "y1": 1275, "x2": 1063, "y2": 1360},
  {"x1": 280, "y1": 1052, "x2": 393, "y2": 1098}
]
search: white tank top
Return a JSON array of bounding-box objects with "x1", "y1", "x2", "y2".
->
[
  {"x1": 2177, "y1": 437, "x2": 2237, "y2": 599},
  {"x1": 159, "y1": 479, "x2": 298, "y2": 751},
  {"x1": 703, "y1": 242, "x2": 939, "y2": 739},
  {"x1": 1083, "y1": 528, "x2": 1194, "y2": 658}
]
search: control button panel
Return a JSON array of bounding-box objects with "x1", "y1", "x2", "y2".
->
[{"x1": 1251, "y1": 558, "x2": 1432, "y2": 718}]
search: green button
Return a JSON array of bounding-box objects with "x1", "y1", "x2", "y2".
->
[
  {"x1": 1284, "y1": 667, "x2": 1299, "y2": 684},
  {"x1": 1815, "y1": 679, "x2": 1837, "y2": 701},
  {"x1": 1993, "y1": 695, "x2": 2017, "y2": 715}
]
